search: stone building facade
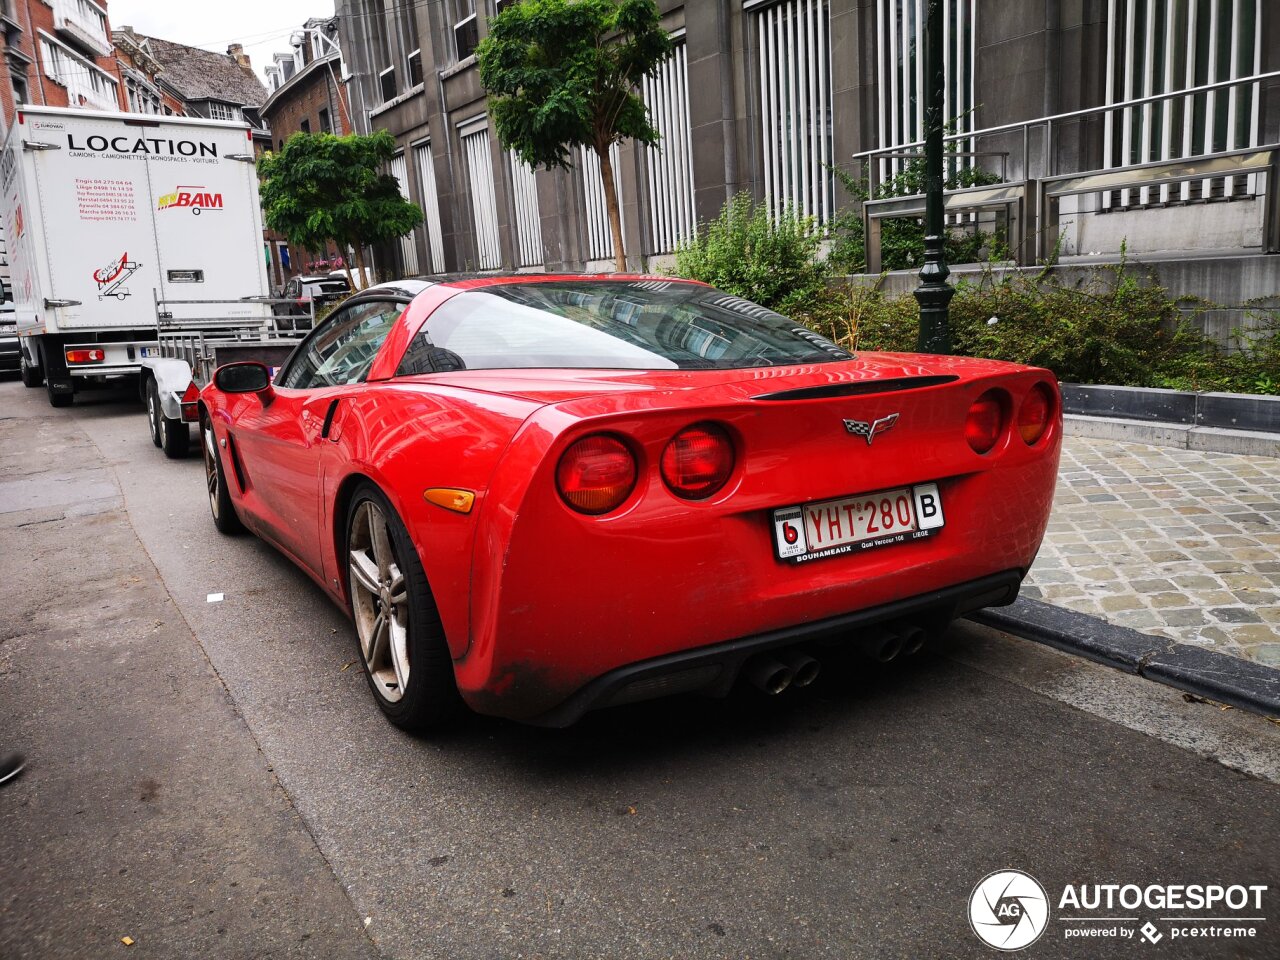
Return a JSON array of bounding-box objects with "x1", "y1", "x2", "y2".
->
[{"x1": 336, "y1": 0, "x2": 1278, "y2": 299}]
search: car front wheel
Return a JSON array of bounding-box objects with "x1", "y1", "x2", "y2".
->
[
  {"x1": 202, "y1": 418, "x2": 244, "y2": 535},
  {"x1": 346, "y1": 483, "x2": 460, "y2": 732}
]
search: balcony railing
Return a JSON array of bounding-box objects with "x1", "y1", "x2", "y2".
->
[
  {"x1": 854, "y1": 71, "x2": 1280, "y2": 270},
  {"x1": 53, "y1": 0, "x2": 111, "y2": 58}
]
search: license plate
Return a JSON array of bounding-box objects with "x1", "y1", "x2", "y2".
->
[
  {"x1": 772, "y1": 483, "x2": 945, "y2": 564},
  {"x1": 140, "y1": 346, "x2": 160, "y2": 358}
]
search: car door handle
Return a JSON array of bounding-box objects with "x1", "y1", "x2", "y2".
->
[{"x1": 321, "y1": 399, "x2": 341, "y2": 440}]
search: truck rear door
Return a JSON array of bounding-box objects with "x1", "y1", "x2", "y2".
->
[
  {"x1": 143, "y1": 124, "x2": 269, "y2": 325},
  {"x1": 29, "y1": 114, "x2": 163, "y2": 330}
]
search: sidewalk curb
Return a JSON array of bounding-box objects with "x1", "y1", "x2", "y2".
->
[
  {"x1": 1064, "y1": 414, "x2": 1280, "y2": 458},
  {"x1": 969, "y1": 598, "x2": 1280, "y2": 717}
]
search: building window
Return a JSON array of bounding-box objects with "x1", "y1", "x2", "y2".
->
[
  {"x1": 407, "y1": 48, "x2": 423, "y2": 88},
  {"x1": 413, "y1": 140, "x2": 447, "y2": 273},
  {"x1": 389, "y1": 151, "x2": 420, "y2": 275},
  {"x1": 11, "y1": 74, "x2": 27, "y2": 105},
  {"x1": 461, "y1": 124, "x2": 501, "y2": 269},
  {"x1": 319, "y1": 108, "x2": 331, "y2": 133},
  {"x1": 579, "y1": 144, "x2": 623, "y2": 262},
  {"x1": 1104, "y1": 0, "x2": 1262, "y2": 206},
  {"x1": 642, "y1": 42, "x2": 695, "y2": 255},
  {"x1": 39, "y1": 33, "x2": 119, "y2": 110},
  {"x1": 509, "y1": 151, "x2": 542, "y2": 267},
  {"x1": 875, "y1": 0, "x2": 976, "y2": 186},
  {"x1": 206, "y1": 101, "x2": 242, "y2": 121},
  {"x1": 300, "y1": 118, "x2": 311, "y2": 134},
  {"x1": 755, "y1": 0, "x2": 833, "y2": 223},
  {"x1": 454, "y1": 5, "x2": 479, "y2": 62},
  {"x1": 379, "y1": 66, "x2": 396, "y2": 103}
]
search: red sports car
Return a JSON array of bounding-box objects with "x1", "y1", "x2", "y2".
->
[{"x1": 199, "y1": 275, "x2": 1060, "y2": 730}]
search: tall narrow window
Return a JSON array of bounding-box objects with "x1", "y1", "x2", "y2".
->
[
  {"x1": 1104, "y1": 0, "x2": 1262, "y2": 206},
  {"x1": 389, "y1": 152, "x2": 419, "y2": 275},
  {"x1": 875, "y1": 0, "x2": 976, "y2": 185},
  {"x1": 462, "y1": 125, "x2": 502, "y2": 269},
  {"x1": 642, "y1": 42, "x2": 695, "y2": 254},
  {"x1": 379, "y1": 66, "x2": 396, "y2": 103},
  {"x1": 413, "y1": 140, "x2": 446, "y2": 273},
  {"x1": 755, "y1": 0, "x2": 833, "y2": 223},
  {"x1": 509, "y1": 152, "x2": 543, "y2": 267},
  {"x1": 579, "y1": 145, "x2": 623, "y2": 262},
  {"x1": 407, "y1": 49, "x2": 423, "y2": 88}
]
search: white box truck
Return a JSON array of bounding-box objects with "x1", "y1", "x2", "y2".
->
[{"x1": 0, "y1": 106, "x2": 272, "y2": 406}]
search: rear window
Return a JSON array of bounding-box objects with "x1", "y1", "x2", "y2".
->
[
  {"x1": 396, "y1": 280, "x2": 852, "y2": 374},
  {"x1": 304, "y1": 280, "x2": 350, "y2": 297}
]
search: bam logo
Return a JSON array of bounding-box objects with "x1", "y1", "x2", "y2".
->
[{"x1": 157, "y1": 186, "x2": 224, "y2": 215}]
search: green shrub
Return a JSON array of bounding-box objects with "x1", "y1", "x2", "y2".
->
[{"x1": 673, "y1": 192, "x2": 827, "y2": 311}]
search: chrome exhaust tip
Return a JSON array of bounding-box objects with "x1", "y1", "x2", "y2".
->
[
  {"x1": 744, "y1": 656, "x2": 794, "y2": 695},
  {"x1": 777, "y1": 651, "x2": 821, "y2": 688}
]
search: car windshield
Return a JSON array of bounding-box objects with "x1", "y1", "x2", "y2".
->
[{"x1": 397, "y1": 280, "x2": 853, "y2": 373}]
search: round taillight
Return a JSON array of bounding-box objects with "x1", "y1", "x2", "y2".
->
[
  {"x1": 965, "y1": 390, "x2": 1005, "y2": 454},
  {"x1": 1017, "y1": 382, "x2": 1054, "y2": 445},
  {"x1": 661, "y1": 422, "x2": 735, "y2": 500},
  {"x1": 556, "y1": 434, "x2": 637, "y2": 515}
]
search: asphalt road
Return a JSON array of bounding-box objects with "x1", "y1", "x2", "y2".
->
[{"x1": 2, "y1": 380, "x2": 1278, "y2": 960}]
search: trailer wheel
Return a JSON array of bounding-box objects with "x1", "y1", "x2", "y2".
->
[
  {"x1": 150, "y1": 380, "x2": 191, "y2": 458},
  {"x1": 145, "y1": 378, "x2": 163, "y2": 447}
]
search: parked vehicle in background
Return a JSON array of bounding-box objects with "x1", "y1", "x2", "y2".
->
[
  {"x1": 273, "y1": 274, "x2": 350, "y2": 326},
  {"x1": 0, "y1": 106, "x2": 272, "y2": 407},
  {"x1": 0, "y1": 309, "x2": 16, "y2": 375},
  {"x1": 140, "y1": 295, "x2": 313, "y2": 458}
]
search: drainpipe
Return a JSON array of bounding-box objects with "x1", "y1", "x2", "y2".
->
[{"x1": 717, "y1": 0, "x2": 737, "y2": 200}]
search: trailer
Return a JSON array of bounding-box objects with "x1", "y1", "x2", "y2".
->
[
  {"x1": 0, "y1": 106, "x2": 272, "y2": 406},
  {"x1": 141, "y1": 295, "x2": 312, "y2": 458}
]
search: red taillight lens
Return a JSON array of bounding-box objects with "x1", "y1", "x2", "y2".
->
[
  {"x1": 1017, "y1": 382, "x2": 1054, "y2": 445},
  {"x1": 965, "y1": 390, "x2": 1005, "y2": 454},
  {"x1": 65, "y1": 349, "x2": 104, "y2": 364},
  {"x1": 180, "y1": 381, "x2": 200, "y2": 421},
  {"x1": 556, "y1": 434, "x2": 637, "y2": 515},
  {"x1": 661, "y1": 423, "x2": 735, "y2": 500}
]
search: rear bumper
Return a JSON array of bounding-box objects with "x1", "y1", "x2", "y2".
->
[{"x1": 523, "y1": 570, "x2": 1022, "y2": 727}]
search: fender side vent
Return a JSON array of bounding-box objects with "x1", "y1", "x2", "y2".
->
[{"x1": 754, "y1": 375, "x2": 959, "y2": 401}]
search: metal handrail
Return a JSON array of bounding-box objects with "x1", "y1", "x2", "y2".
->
[{"x1": 852, "y1": 69, "x2": 1280, "y2": 161}]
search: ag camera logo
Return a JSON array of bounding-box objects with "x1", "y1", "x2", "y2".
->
[{"x1": 969, "y1": 870, "x2": 1050, "y2": 951}]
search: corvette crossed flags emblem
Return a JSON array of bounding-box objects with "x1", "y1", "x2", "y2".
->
[{"x1": 843, "y1": 413, "x2": 899, "y2": 445}]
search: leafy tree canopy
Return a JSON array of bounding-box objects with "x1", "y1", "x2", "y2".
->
[
  {"x1": 478, "y1": 0, "x2": 673, "y2": 167},
  {"x1": 258, "y1": 131, "x2": 422, "y2": 287}
]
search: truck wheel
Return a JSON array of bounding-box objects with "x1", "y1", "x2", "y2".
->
[
  {"x1": 19, "y1": 356, "x2": 42, "y2": 388},
  {"x1": 202, "y1": 418, "x2": 244, "y2": 535},
  {"x1": 145, "y1": 379, "x2": 163, "y2": 447}
]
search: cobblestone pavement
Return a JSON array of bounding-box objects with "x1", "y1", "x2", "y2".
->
[{"x1": 1023, "y1": 435, "x2": 1280, "y2": 667}]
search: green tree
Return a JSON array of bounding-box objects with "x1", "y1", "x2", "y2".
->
[
  {"x1": 258, "y1": 131, "x2": 422, "y2": 290},
  {"x1": 478, "y1": 0, "x2": 672, "y2": 272}
]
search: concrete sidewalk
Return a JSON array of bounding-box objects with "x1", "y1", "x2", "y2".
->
[{"x1": 1023, "y1": 434, "x2": 1280, "y2": 667}]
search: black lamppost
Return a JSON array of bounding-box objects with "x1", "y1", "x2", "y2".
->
[{"x1": 913, "y1": 0, "x2": 953, "y2": 354}]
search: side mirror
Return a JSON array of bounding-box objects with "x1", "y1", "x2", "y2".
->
[{"x1": 214, "y1": 361, "x2": 274, "y2": 402}]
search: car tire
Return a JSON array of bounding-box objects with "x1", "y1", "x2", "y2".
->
[
  {"x1": 346, "y1": 482, "x2": 461, "y2": 732},
  {"x1": 202, "y1": 417, "x2": 244, "y2": 535},
  {"x1": 145, "y1": 378, "x2": 163, "y2": 447},
  {"x1": 19, "y1": 355, "x2": 42, "y2": 388}
]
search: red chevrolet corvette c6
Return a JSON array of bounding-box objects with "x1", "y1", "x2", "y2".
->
[{"x1": 199, "y1": 275, "x2": 1061, "y2": 730}]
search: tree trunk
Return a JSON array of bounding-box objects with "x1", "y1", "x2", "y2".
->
[
  {"x1": 351, "y1": 244, "x2": 369, "y2": 290},
  {"x1": 339, "y1": 248, "x2": 356, "y2": 291},
  {"x1": 597, "y1": 144, "x2": 626, "y2": 273}
]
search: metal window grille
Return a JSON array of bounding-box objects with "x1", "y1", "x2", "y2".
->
[
  {"x1": 1104, "y1": 0, "x2": 1262, "y2": 207},
  {"x1": 389, "y1": 152, "x2": 419, "y2": 276},
  {"x1": 875, "y1": 0, "x2": 976, "y2": 185},
  {"x1": 413, "y1": 141, "x2": 446, "y2": 274},
  {"x1": 642, "y1": 43, "x2": 695, "y2": 254},
  {"x1": 462, "y1": 126, "x2": 502, "y2": 270},
  {"x1": 509, "y1": 152, "x2": 543, "y2": 267},
  {"x1": 579, "y1": 144, "x2": 623, "y2": 262},
  {"x1": 755, "y1": 0, "x2": 833, "y2": 223}
]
